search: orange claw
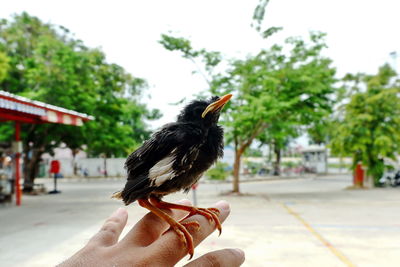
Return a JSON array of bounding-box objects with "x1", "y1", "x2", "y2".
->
[
  {"x1": 188, "y1": 207, "x2": 222, "y2": 236},
  {"x1": 170, "y1": 222, "x2": 195, "y2": 259},
  {"x1": 181, "y1": 221, "x2": 201, "y2": 232},
  {"x1": 150, "y1": 197, "x2": 222, "y2": 236},
  {"x1": 138, "y1": 199, "x2": 196, "y2": 260},
  {"x1": 207, "y1": 207, "x2": 220, "y2": 215}
]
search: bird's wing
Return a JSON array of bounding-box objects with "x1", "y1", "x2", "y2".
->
[
  {"x1": 125, "y1": 123, "x2": 184, "y2": 174},
  {"x1": 123, "y1": 123, "x2": 202, "y2": 190}
]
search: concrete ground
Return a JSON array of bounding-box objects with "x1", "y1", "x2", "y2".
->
[{"x1": 1, "y1": 175, "x2": 399, "y2": 267}]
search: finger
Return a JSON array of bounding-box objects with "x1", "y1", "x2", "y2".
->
[
  {"x1": 152, "y1": 200, "x2": 230, "y2": 265},
  {"x1": 121, "y1": 199, "x2": 192, "y2": 247},
  {"x1": 89, "y1": 208, "x2": 128, "y2": 247},
  {"x1": 183, "y1": 248, "x2": 245, "y2": 267}
]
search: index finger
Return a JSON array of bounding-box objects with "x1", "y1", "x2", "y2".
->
[{"x1": 121, "y1": 199, "x2": 192, "y2": 247}]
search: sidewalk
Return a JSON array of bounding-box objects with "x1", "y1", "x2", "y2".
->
[{"x1": 1, "y1": 175, "x2": 399, "y2": 266}]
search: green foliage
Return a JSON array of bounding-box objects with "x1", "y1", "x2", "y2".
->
[
  {"x1": 216, "y1": 32, "x2": 337, "y2": 153},
  {"x1": 159, "y1": 34, "x2": 221, "y2": 84},
  {"x1": 0, "y1": 12, "x2": 158, "y2": 155},
  {"x1": 307, "y1": 118, "x2": 337, "y2": 145},
  {"x1": 0, "y1": 12, "x2": 160, "y2": 187},
  {"x1": 244, "y1": 161, "x2": 264, "y2": 175},
  {"x1": 159, "y1": 34, "x2": 198, "y2": 59},
  {"x1": 206, "y1": 162, "x2": 230, "y2": 180},
  {"x1": 244, "y1": 147, "x2": 263, "y2": 157},
  {"x1": 251, "y1": 0, "x2": 271, "y2": 32},
  {"x1": 330, "y1": 64, "x2": 400, "y2": 185},
  {"x1": 328, "y1": 163, "x2": 351, "y2": 169},
  {"x1": 0, "y1": 51, "x2": 9, "y2": 82},
  {"x1": 262, "y1": 27, "x2": 283, "y2": 39},
  {"x1": 160, "y1": 31, "x2": 337, "y2": 190},
  {"x1": 282, "y1": 161, "x2": 298, "y2": 168}
]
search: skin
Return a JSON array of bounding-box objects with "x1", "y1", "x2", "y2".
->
[{"x1": 58, "y1": 200, "x2": 245, "y2": 267}]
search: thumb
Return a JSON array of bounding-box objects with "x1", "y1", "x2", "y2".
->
[{"x1": 184, "y1": 248, "x2": 245, "y2": 267}]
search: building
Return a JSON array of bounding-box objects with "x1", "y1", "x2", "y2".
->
[{"x1": 301, "y1": 145, "x2": 327, "y2": 174}]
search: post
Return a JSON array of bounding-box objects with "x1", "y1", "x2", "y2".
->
[
  {"x1": 48, "y1": 173, "x2": 60, "y2": 194},
  {"x1": 49, "y1": 160, "x2": 61, "y2": 194},
  {"x1": 15, "y1": 122, "x2": 21, "y2": 206},
  {"x1": 191, "y1": 183, "x2": 198, "y2": 206},
  {"x1": 353, "y1": 162, "x2": 364, "y2": 187}
]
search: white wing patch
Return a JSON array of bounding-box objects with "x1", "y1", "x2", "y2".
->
[{"x1": 149, "y1": 151, "x2": 177, "y2": 186}]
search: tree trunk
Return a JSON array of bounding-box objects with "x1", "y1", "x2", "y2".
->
[
  {"x1": 273, "y1": 143, "x2": 281, "y2": 176},
  {"x1": 103, "y1": 157, "x2": 108, "y2": 177},
  {"x1": 72, "y1": 149, "x2": 79, "y2": 176},
  {"x1": 22, "y1": 151, "x2": 30, "y2": 190},
  {"x1": 324, "y1": 146, "x2": 328, "y2": 174},
  {"x1": 232, "y1": 149, "x2": 243, "y2": 193},
  {"x1": 267, "y1": 143, "x2": 273, "y2": 163},
  {"x1": 23, "y1": 149, "x2": 43, "y2": 192},
  {"x1": 231, "y1": 122, "x2": 267, "y2": 193},
  {"x1": 365, "y1": 174, "x2": 374, "y2": 188}
]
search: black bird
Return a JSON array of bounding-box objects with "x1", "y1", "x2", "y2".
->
[{"x1": 112, "y1": 94, "x2": 232, "y2": 258}]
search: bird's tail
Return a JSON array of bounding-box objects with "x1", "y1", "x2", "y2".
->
[{"x1": 111, "y1": 191, "x2": 123, "y2": 200}]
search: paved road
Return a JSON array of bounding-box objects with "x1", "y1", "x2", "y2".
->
[{"x1": 1, "y1": 175, "x2": 399, "y2": 267}]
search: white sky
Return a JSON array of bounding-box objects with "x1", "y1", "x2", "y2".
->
[{"x1": 1, "y1": 0, "x2": 400, "y2": 130}]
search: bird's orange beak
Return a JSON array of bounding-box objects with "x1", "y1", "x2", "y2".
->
[{"x1": 201, "y1": 94, "x2": 232, "y2": 118}]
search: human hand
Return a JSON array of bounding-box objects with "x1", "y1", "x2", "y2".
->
[{"x1": 58, "y1": 199, "x2": 245, "y2": 267}]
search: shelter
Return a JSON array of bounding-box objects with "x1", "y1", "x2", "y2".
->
[
  {"x1": 301, "y1": 145, "x2": 327, "y2": 174},
  {"x1": 0, "y1": 90, "x2": 94, "y2": 205}
]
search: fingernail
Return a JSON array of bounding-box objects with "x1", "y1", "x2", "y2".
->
[
  {"x1": 215, "y1": 200, "x2": 230, "y2": 211},
  {"x1": 112, "y1": 207, "x2": 126, "y2": 217}
]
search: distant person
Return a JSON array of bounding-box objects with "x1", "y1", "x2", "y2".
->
[
  {"x1": 83, "y1": 168, "x2": 89, "y2": 177},
  {"x1": 58, "y1": 199, "x2": 244, "y2": 267},
  {"x1": 3, "y1": 155, "x2": 12, "y2": 178}
]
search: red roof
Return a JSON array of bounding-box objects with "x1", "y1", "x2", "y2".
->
[{"x1": 0, "y1": 90, "x2": 94, "y2": 125}]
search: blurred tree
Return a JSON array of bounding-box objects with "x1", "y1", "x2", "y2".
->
[
  {"x1": 244, "y1": 147, "x2": 263, "y2": 157},
  {"x1": 251, "y1": 0, "x2": 270, "y2": 32},
  {"x1": 307, "y1": 119, "x2": 332, "y2": 145},
  {"x1": 160, "y1": 32, "x2": 337, "y2": 192},
  {"x1": 0, "y1": 51, "x2": 9, "y2": 82},
  {"x1": 205, "y1": 162, "x2": 230, "y2": 181},
  {"x1": 331, "y1": 64, "x2": 400, "y2": 186},
  {"x1": 258, "y1": 120, "x2": 299, "y2": 176},
  {"x1": 0, "y1": 13, "x2": 159, "y2": 190}
]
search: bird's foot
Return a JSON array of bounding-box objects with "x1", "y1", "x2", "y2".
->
[
  {"x1": 168, "y1": 220, "x2": 195, "y2": 259},
  {"x1": 163, "y1": 220, "x2": 200, "y2": 236},
  {"x1": 150, "y1": 197, "x2": 222, "y2": 236},
  {"x1": 180, "y1": 220, "x2": 201, "y2": 231},
  {"x1": 207, "y1": 207, "x2": 220, "y2": 215},
  {"x1": 138, "y1": 199, "x2": 195, "y2": 259},
  {"x1": 183, "y1": 207, "x2": 222, "y2": 236}
]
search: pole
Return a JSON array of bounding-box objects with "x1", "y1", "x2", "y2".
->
[
  {"x1": 49, "y1": 173, "x2": 61, "y2": 194},
  {"x1": 48, "y1": 160, "x2": 61, "y2": 194},
  {"x1": 191, "y1": 184, "x2": 198, "y2": 206},
  {"x1": 192, "y1": 187, "x2": 198, "y2": 206},
  {"x1": 15, "y1": 122, "x2": 21, "y2": 206}
]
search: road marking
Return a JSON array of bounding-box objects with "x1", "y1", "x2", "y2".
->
[{"x1": 281, "y1": 203, "x2": 357, "y2": 267}]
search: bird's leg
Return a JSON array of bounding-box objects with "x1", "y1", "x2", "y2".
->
[
  {"x1": 149, "y1": 197, "x2": 222, "y2": 236},
  {"x1": 138, "y1": 199, "x2": 195, "y2": 259}
]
